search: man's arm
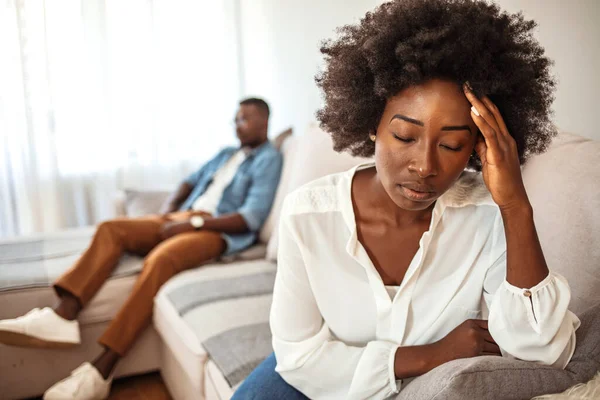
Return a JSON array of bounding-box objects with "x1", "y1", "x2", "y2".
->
[
  {"x1": 161, "y1": 149, "x2": 228, "y2": 214},
  {"x1": 201, "y1": 213, "x2": 248, "y2": 234},
  {"x1": 159, "y1": 213, "x2": 249, "y2": 241},
  {"x1": 160, "y1": 182, "x2": 194, "y2": 214}
]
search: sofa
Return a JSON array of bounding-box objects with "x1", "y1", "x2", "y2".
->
[{"x1": 1, "y1": 123, "x2": 599, "y2": 400}]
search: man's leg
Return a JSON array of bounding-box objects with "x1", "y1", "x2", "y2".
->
[
  {"x1": 53, "y1": 216, "x2": 166, "y2": 318},
  {"x1": 95, "y1": 229, "x2": 226, "y2": 374},
  {"x1": 0, "y1": 215, "x2": 171, "y2": 350}
]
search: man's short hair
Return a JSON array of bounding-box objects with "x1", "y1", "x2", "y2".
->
[{"x1": 240, "y1": 97, "x2": 270, "y2": 119}]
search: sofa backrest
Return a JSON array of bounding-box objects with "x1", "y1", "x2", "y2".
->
[
  {"x1": 264, "y1": 122, "x2": 371, "y2": 260},
  {"x1": 522, "y1": 132, "x2": 600, "y2": 315}
]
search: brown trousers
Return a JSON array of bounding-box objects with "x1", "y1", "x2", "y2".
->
[{"x1": 54, "y1": 211, "x2": 226, "y2": 356}]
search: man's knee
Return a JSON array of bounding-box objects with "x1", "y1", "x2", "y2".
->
[
  {"x1": 144, "y1": 250, "x2": 175, "y2": 272},
  {"x1": 96, "y1": 220, "x2": 119, "y2": 238}
]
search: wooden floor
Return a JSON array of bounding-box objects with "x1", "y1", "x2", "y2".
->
[
  {"x1": 28, "y1": 372, "x2": 173, "y2": 400},
  {"x1": 109, "y1": 372, "x2": 173, "y2": 400}
]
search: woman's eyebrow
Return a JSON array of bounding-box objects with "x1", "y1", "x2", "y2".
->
[
  {"x1": 442, "y1": 125, "x2": 472, "y2": 134},
  {"x1": 390, "y1": 114, "x2": 424, "y2": 126},
  {"x1": 390, "y1": 114, "x2": 472, "y2": 134}
]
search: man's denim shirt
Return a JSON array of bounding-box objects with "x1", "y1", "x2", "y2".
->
[{"x1": 180, "y1": 141, "x2": 283, "y2": 256}]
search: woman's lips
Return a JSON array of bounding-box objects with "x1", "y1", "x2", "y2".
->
[{"x1": 398, "y1": 185, "x2": 437, "y2": 201}]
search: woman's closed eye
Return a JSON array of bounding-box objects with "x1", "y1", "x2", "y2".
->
[
  {"x1": 441, "y1": 144, "x2": 463, "y2": 152},
  {"x1": 392, "y1": 133, "x2": 413, "y2": 143},
  {"x1": 392, "y1": 133, "x2": 463, "y2": 152}
]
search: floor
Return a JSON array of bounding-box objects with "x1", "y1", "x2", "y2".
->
[
  {"x1": 109, "y1": 372, "x2": 173, "y2": 400},
  {"x1": 28, "y1": 372, "x2": 173, "y2": 400}
]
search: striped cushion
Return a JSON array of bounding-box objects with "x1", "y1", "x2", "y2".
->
[
  {"x1": 0, "y1": 227, "x2": 267, "y2": 293},
  {"x1": 155, "y1": 260, "x2": 277, "y2": 392},
  {"x1": 0, "y1": 227, "x2": 144, "y2": 292}
]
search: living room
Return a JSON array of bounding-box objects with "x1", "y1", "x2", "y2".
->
[{"x1": 1, "y1": 1, "x2": 599, "y2": 399}]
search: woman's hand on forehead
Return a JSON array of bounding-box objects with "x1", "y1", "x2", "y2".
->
[{"x1": 463, "y1": 82, "x2": 529, "y2": 211}]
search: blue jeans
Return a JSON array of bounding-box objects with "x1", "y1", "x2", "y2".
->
[{"x1": 231, "y1": 353, "x2": 309, "y2": 400}]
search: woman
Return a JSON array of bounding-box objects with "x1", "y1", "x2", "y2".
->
[{"x1": 233, "y1": 0, "x2": 579, "y2": 399}]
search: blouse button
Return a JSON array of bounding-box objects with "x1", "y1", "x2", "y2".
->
[{"x1": 523, "y1": 289, "x2": 532, "y2": 297}]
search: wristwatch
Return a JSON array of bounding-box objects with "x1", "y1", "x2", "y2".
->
[{"x1": 190, "y1": 215, "x2": 205, "y2": 230}]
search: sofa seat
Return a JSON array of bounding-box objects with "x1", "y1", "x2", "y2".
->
[
  {"x1": 0, "y1": 227, "x2": 163, "y2": 399},
  {"x1": 0, "y1": 226, "x2": 267, "y2": 399},
  {"x1": 154, "y1": 259, "x2": 277, "y2": 400}
]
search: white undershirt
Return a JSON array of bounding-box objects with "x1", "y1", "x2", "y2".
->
[
  {"x1": 192, "y1": 149, "x2": 247, "y2": 214},
  {"x1": 270, "y1": 162, "x2": 579, "y2": 400}
]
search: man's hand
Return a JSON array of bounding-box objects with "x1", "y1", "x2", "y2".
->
[
  {"x1": 433, "y1": 319, "x2": 501, "y2": 363},
  {"x1": 160, "y1": 221, "x2": 195, "y2": 241}
]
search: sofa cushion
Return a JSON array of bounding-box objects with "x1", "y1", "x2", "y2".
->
[
  {"x1": 0, "y1": 227, "x2": 266, "y2": 318},
  {"x1": 396, "y1": 301, "x2": 600, "y2": 400},
  {"x1": 259, "y1": 135, "x2": 299, "y2": 247},
  {"x1": 265, "y1": 122, "x2": 371, "y2": 260},
  {"x1": 124, "y1": 189, "x2": 171, "y2": 218},
  {"x1": 154, "y1": 260, "x2": 276, "y2": 395},
  {"x1": 522, "y1": 132, "x2": 600, "y2": 315},
  {"x1": 0, "y1": 227, "x2": 141, "y2": 294}
]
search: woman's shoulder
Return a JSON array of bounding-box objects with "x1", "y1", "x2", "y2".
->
[{"x1": 281, "y1": 168, "x2": 354, "y2": 218}]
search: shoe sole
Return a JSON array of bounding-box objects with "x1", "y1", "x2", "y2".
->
[{"x1": 0, "y1": 330, "x2": 79, "y2": 349}]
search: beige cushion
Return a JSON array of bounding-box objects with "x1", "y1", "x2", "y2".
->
[
  {"x1": 258, "y1": 135, "x2": 298, "y2": 245},
  {"x1": 272, "y1": 127, "x2": 293, "y2": 151},
  {"x1": 265, "y1": 122, "x2": 371, "y2": 260},
  {"x1": 124, "y1": 189, "x2": 170, "y2": 217},
  {"x1": 522, "y1": 132, "x2": 600, "y2": 315}
]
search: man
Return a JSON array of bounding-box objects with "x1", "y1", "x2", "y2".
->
[{"x1": 0, "y1": 98, "x2": 283, "y2": 400}]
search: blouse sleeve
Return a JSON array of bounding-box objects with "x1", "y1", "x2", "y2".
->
[
  {"x1": 270, "y1": 200, "x2": 401, "y2": 400},
  {"x1": 483, "y1": 251, "x2": 581, "y2": 368}
]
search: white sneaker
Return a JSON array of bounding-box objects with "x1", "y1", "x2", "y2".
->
[
  {"x1": 44, "y1": 362, "x2": 112, "y2": 400},
  {"x1": 0, "y1": 307, "x2": 80, "y2": 348}
]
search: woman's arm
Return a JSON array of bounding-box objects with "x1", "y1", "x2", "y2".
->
[
  {"x1": 271, "y1": 200, "x2": 403, "y2": 400},
  {"x1": 501, "y1": 204, "x2": 549, "y2": 288},
  {"x1": 464, "y1": 85, "x2": 579, "y2": 367}
]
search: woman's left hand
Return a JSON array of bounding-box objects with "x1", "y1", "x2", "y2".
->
[{"x1": 463, "y1": 84, "x2": 530, "y2": 211}]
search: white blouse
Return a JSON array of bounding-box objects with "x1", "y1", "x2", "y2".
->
[{"x1": 270, "y1": 163, "x2": 580, "y2": 400}]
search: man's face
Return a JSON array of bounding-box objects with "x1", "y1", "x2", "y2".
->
[{"x1": 234, "y1": 104, "x2": 268, "y2": 147}]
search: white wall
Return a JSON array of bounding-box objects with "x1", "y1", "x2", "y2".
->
[
  {"x1": 239, "y1": 0, "x2": 379, "y2": 137},
  {"x1": 493, "y1": 0, "x2": 600, "y2": 140},
  {"x1": 241, "y1": 0, "x2": 600, "y2": 141}
]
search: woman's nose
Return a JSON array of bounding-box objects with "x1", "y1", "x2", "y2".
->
[{"x1": 408, "y1": 145, "x2": 438, "y2": 178}]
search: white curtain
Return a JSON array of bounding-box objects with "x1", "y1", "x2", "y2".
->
[{"x1": 0, "y1": 0, "x2": 242, "y2": 238}]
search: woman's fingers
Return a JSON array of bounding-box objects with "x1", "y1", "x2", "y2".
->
[
  {"x1": 463, "y1": 84, "x2": 501, "y2": 151},
  {"x1": 483, "y1": 341, "x2": 502, "y2": 355},
  {"x1": 471, "y1": 107, "x2": 501, "y2": 152},
  {"x1": 482, "y1": 96, "x2": 510, "y2": 138},
  {"x1": 480, "y1": 329, "x2": 497, "y2": 344},
  {"x1": 478, "y1": 324, "x2": 501, "y2": 354},
  {"x1": 463, "y1": 84, "x2": 501, "y2": 133}
]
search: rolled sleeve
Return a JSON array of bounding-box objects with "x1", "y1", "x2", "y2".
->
[{"x1": 237, "y1": 151, "x2": 283, "y2": 232}]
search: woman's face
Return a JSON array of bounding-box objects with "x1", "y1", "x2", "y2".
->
[{"x1": 374, "y1": 79, "x2": 478, "y2": 211}]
